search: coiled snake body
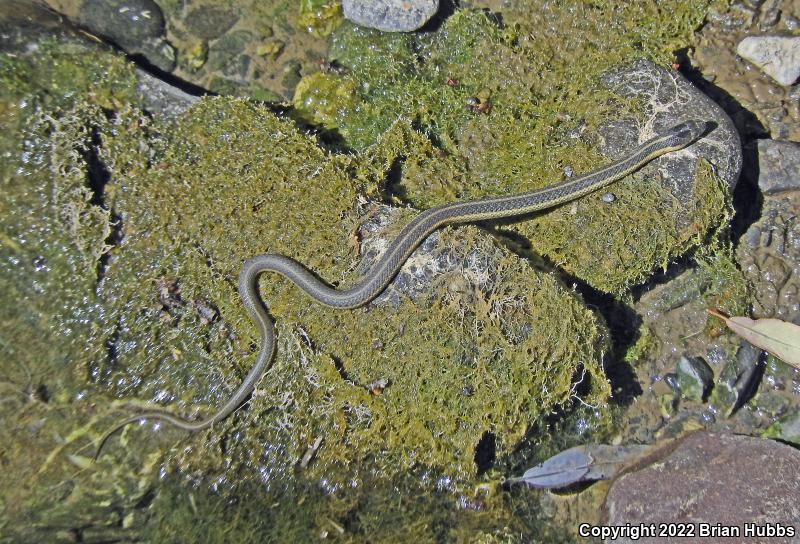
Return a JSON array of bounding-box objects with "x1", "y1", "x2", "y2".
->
[{"x1": 95, "y1": 120, "x2": 706, "y2": 458}]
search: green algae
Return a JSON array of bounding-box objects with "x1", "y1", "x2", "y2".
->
[
  {"x1": 298, "y1": 0, "x2": 344, "y2": 37},
  {"x1": 696, "y1": 246, "x2": 751, "y2": 319},
  {"x1": 0, "y1": 35, "x2": 154, "y2": 542},
  {"x1": 108, "y1": 97, "x2": 609, "y2": 484}
]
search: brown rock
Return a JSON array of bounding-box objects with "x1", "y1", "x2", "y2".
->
[{"x1": 604, "y1": 432, "x2": 800, "y2": 543}]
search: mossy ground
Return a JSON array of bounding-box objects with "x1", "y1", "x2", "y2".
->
[
  {"x1": 1, "y1": 27, "x2": 605, "y2": 542},
  {"x1": 1, "y1": 1, "x2": 744, "y2": 541}
]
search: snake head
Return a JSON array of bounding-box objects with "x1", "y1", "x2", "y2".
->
[{"x1": 661, "y1": 120, "x2": 711, "y2": 149}]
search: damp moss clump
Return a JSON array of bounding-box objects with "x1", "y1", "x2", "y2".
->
[
  {"x1": 66, "y1": 95, "x2": 608, "y2": 538},
  {"x1": 0, "y1": 34, "x2": 158, "y2": 540},
  {"x1": 90, "y1": 97, "x2": 609, "y2": 484}
]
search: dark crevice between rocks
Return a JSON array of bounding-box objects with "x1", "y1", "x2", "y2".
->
[
  {"x1": 34, "y1": 3, "x2": 213, "y2": 99},
  {"x1": 126, "y1": 53, "x2": 209, "y2": 97},
  {"x1": 473, "y1": 431, "x2": 496, "y2": 475},
  {"x1": 80, "y1": 123, "x2": 124, "y2": 287},
  {"x1": 567, "y1": 276, "x2": 644, "y2": 406},
  {"x1": 380, "y1": 155, "x2": 408, "y2": 204},
  {"x1": 628, "y1": 252, "x2": 697, "y2": 301},
  {"x1": 330, "y1": 354, "x2": 351, "y2": 383},
  {"x1": 673, "y1": 47, "x2": 766, "y2": 247},
  {"x1": 417, "y1": 0, "x2": 460, "y2": 33}
]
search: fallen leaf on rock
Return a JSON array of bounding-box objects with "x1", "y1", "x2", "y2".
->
[
  {"x1": 507, "y1": 444, "x2": 649, "y2": 489},
  {"x1": 708, "y1": 309, "x2": 800, "y2": 369}
]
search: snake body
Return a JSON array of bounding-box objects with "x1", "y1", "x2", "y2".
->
[{"x1": 94, "y1": 120, "x2": 706, "y2": 458}]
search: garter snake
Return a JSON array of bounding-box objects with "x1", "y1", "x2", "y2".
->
[{"x1": 94, "y1": 120, "x2": 707, "y2": 458}]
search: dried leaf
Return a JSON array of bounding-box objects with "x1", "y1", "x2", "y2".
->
[
  {"x1": 708, "y1": 309, "x2": 800, "y2": 369},
  {"x1": 507, "y1": 445, "x2": 649, "y2": 489}
]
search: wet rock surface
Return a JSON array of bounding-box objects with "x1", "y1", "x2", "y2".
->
[
  {"x1": 757, "y1": 139, "x2": 800, "y2": 194},
  {"x1": 693, "y1": 0, "x2": 800, "y2": 140},
  {"x1": 183, "y1": 5, "x2": 240, "y2": 41},
  {"x1": 343, "y1": 0, "x2": 439, "y2": 32},
  {"x1": 737, "y1": 194, "x2": 800, "y2": 323},
  {"x1": 711, "y1": 341, "x2": 764, "y2": 417},
  {"x1": 676, "y1": 355, "x2": 714, "y2": 401},
  {"x1": 737, "y1": 35, "x2": 800, "y2": 87},
  {"x1": 605, "y1": 432, "x2": 800, "y2": 543},
  {"x1": 79, "y1": 0, "x2": 175, "y2": 71}
]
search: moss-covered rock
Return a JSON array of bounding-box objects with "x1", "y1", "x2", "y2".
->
[
  {"x1": 91, "y1": 97, "x2": 609, "y2": 482},
  {"x1": 0, "y1": 23, "x2": 608, "y2": 541}
]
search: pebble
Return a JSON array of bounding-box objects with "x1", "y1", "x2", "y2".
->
[
  {"x1": 601, "y1": 192, "x2": 616, "y2": 203},
  {"x1": 736, "y1": 35, "x2": 800, "y2": 86},
  {"x1": 676, "y1": 355, "x2": 714, "y2": 401},
  {"x1": 757, "y1": 139, "x2": 800, "y2": 194},
  {"x1": 343, "y1": 0, "x2": 439, "y2": 32},
  {"x1": 183, "y1": 6, "x2": 240, "y2": 41},
  {"x1": 80, "y1": 0, "x2": 175, "y2": 71},
  {"x1": 711, "y1": 341, "x2": 763, "y2": 416}
]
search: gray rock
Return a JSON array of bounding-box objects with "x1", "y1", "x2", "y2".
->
[
  {"x1": 737, "y1": 195, "x2": 800, "y2": 323},
  {"x1": 605, "y1": 432, "x2": 800, "y2": 542},
  {"x1": 206, "y1": 30, "x2": 253, "y2": 74},
  {"x1": 757, "y1": 139, "x2": 800, "y2": 194},
  {"x1": 81, "y1": 0, "x2": 165, "y2": 44},
  {"x1": 134, "y1": 68, "x2": 198, "y2": 119},
  {"x1": 343, "y1": 0, "x2": 439, "y2": 32},
  {"x1": 711, "y1": 341, "x2": 763, "y2": 416},
  {"x1": 80, "y1": 0, "x2": 175, "y2": 71},
  {"x1": 184, "y1": 6, "x2": 240, "y2": 41},
  {"x1": 737, "y1": 35, "x2": 800, "y2": 86},
  {"x1": 600, "y1": 60, "x2": 742, "y2": 218},
  {"x1": 676, "y1": 355, "x2": 714, "y2": 401}
]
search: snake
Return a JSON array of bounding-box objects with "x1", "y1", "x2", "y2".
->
[{"x1": 93, "y1": 119, "x2": 706, "y2": 458}]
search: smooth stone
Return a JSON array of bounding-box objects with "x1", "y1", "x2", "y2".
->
[
  {"x1": 676, "y1": 355, "x2": 714, "y2": 401},
  {"x1": 134, "y1": 68, "x2": 198, "y2": 119},
  {"x1": 343, "y1": 0, "x2": 439, "y2": 32},
  {"x1": 81, "y1": 0, "x2": 165, "y2": 47},
  {"x1": 184, "y1": 6, "x2": 240, "y2": 41},
  {"x1": 757, "y1": 139, "x2": 800, "y2": 194},
  {"x1": 605, "y1": 432, "x2": 800, "y2": 542},
  {"x1": 80, "y1": 0, "x2": 175, "y2": 71},
  {"x1": 711, "y1": 341, "x2": 763, "y2": 416},
  {"x1": 737, "y1": 35, "x2": 800, "y2": 86}
]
